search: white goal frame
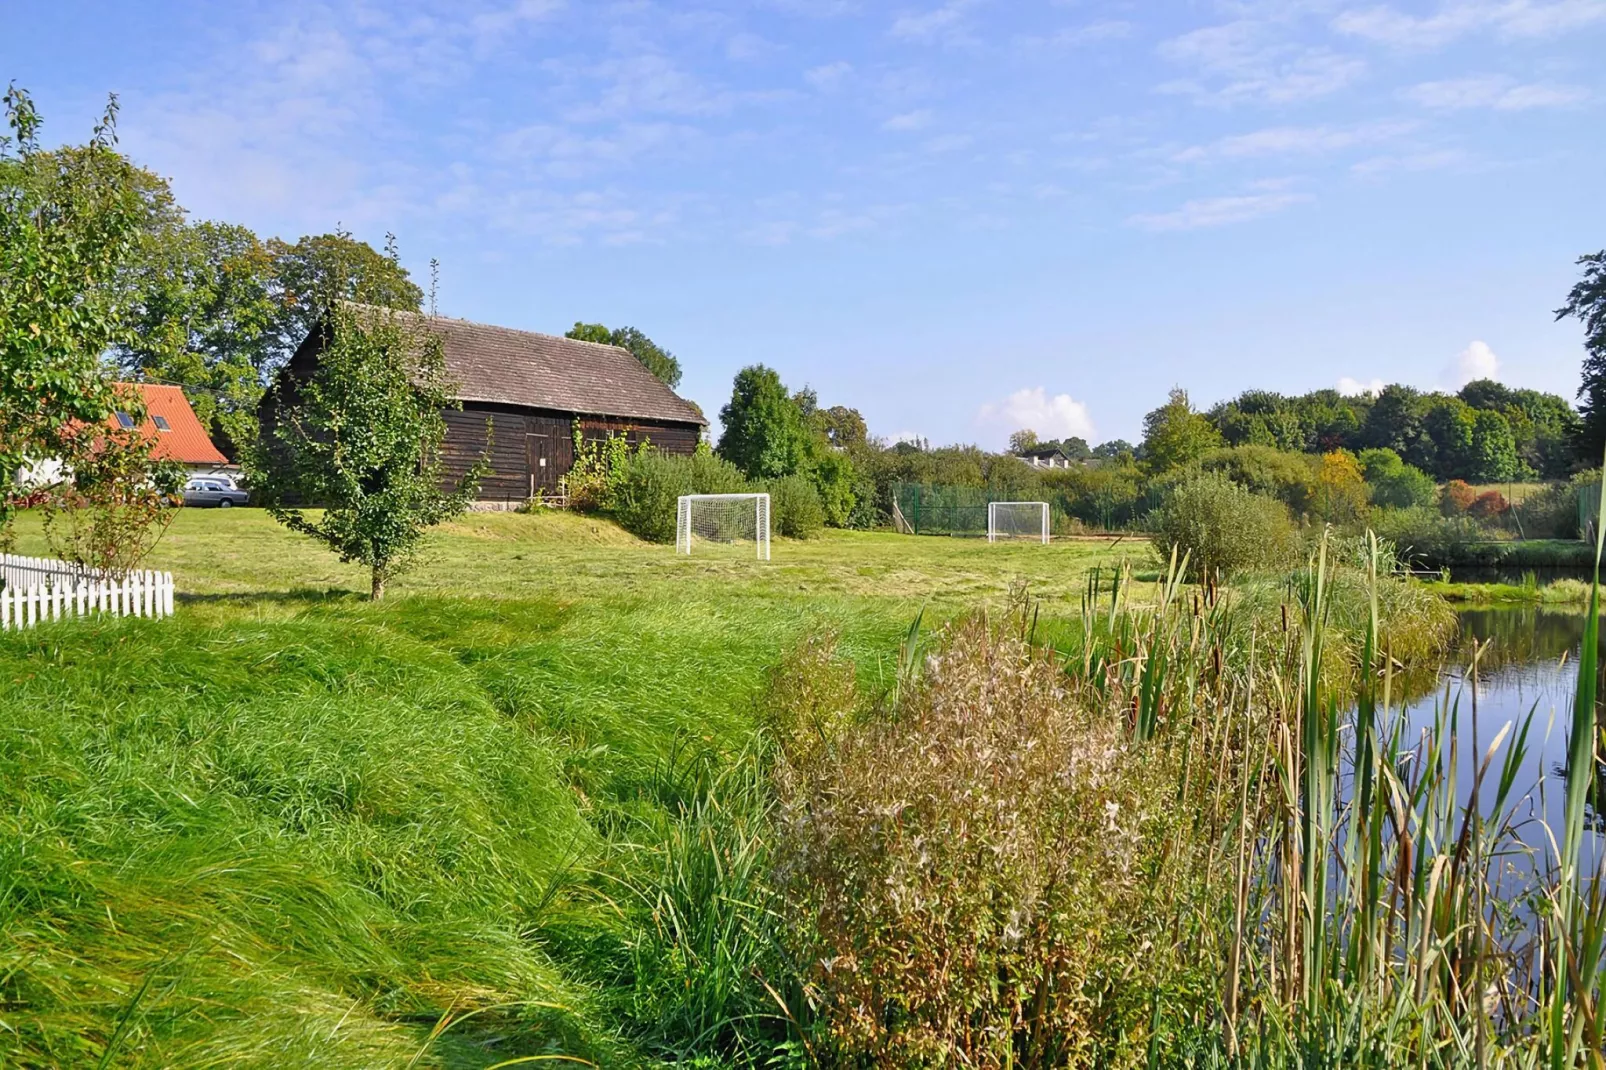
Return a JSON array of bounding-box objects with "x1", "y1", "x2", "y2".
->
[
  {"x1": 988, "y1": 501, "x2": 1050, "y2": 544},
  {"x1": 676, "y1": 493, "x2": 771, "y2": 560}
]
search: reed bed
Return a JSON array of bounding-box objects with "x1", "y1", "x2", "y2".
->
[{"x1": 764, "y1": 530, "x2": 1606, "y2": 1066}]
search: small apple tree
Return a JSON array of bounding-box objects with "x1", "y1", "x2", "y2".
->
[{"x1": 249, "y1": 296, "x2": 485, "y2": 599}]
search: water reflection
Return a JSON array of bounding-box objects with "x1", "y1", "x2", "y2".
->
[{"x1": 1394, "y1": 607, "x2": 1604, "y2": 851}]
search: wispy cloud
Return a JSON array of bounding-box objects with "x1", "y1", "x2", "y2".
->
[
  {"x1": 1337, "y1": 376, "x2": 1385, "y2": 396},
  {"x1": 1018, "y1": 19, "x2": 1135, "y2": 48},
  {"x1": 1158, "y1": 18, "x2": 1366, "y2": 104},
  {"x1": 1172, "y1": 121, "x2": 1414, "y2": 162},
  {"x1": 804, "y1": 60, "x2": 853, "y2": 89},
  {"x1": 890, "y1": 0, "x2": 980, "y2": 43},
  {"x1": 1402, "y1": 75, "x2": 1589, "y2": 110},
  {"x1": 1129, "y1": 190, "x2": 1311, "y2": 231},
  {"x1": 883, "y1": 108, "x2": 935, "y2": 130},
  {"x1": 1334, "y1": 0, "x2": 1606, "y2": 49}
]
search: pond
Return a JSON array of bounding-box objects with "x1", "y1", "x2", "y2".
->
[{"x1": 1395, "y1": 604, "x2": 1605, "y2": 870}]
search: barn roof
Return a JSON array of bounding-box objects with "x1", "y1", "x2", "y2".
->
[{"x1": 353, "y1": 307, "x2": 706, "y2": 427}]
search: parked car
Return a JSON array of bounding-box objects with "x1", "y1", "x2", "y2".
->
[{"x1": 183, "y1": 478, "x2": 249, "y2": 508}]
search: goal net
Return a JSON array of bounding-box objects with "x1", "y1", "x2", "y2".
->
[
  {"x1": 676, "y1": 493, "x2": 771, "y2": 560},
  {"x1": 988, "y1": 501, "x2": 1050, "y2": 544}
]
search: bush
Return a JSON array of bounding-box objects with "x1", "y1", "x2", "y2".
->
[
  {"x1": 771, "y1": 614, "x2": 1168, "y2": 1066},
  {"x1": 768, "y1": 474, "x2": 824, "y2": 539},
  {"x1": 1519, "y1": 480, "x2": 1580, "y2": 539},
  {"x1": 612, "y1": 450, "x2": 692, "y2": 542},
  {"x1": 810, "y1": 450, "x2": 857, "y2": 528},
  {"x1": 1149, "y1": 472, "x2": 1297, "y2": 580},
  {"x1": 1196, "y1": 444, "x2": 1316, "y2": 514},
  {"x1": 1441, "y1": 479, "x2": 1477, "y2": 515},
  {"x1": 1358, "y1": 447, "x2": 1437, "y2": 510},
  {"x1": 1370, "y1": 505, "x2": 1482, "y2": 566},
  {"x1": 1468, "y1": 489, "x2": 1509, "y2": 520}
]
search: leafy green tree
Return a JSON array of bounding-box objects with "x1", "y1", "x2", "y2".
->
[
  {"x1": 1008, "y1": 428, "x2": 1040, "y2": 454},
  {"x1": 717, "y1": 365, "x2": 812, "y2": 479},
  {"x1": 818, "y1": 405, "x2": 868, "y2": 450},
  {"x1": 1363, "y1": 386, "x2": 1434, "y2": 470},
  {"x1": 1140, "y1": 389, "x2": 1222, "y2": 474},
  {"x1": 1466, "y1": 408, "x2": 1523, "y2": 482},
  {"x1": 1422, "y1": 397, "x2": 1476, "y2": 479},
  {"x1": 116, "y1": 220, "x2": 277, "y2": 447},
  {"x1": 248, "y1": 301, "x2": 483, "y2": 599},
  {"x1": 0, "y1": 88, "x2": 146, "y2": 544},
  {"x1": 1151, "y1": 472, "x2": 1296, "y2": 580},
  {"x1": 565, "y1": 321, "x2": 682, "y2": 389},
  {"x1": 1196, "y1": 445, "x2": 1315, "y2": 515},
  {"x1": 1357, "y1": 448, "x2": 1436, "y2": 509},
  {"x1": 1558, "y1": 251, "x2": 1606, "y2": 463},
  {"x1": 267, "y1": 231, "x2": 422, "y2": 366},
  {"x1": 1092, "y1": 439, "x2": 1135, "y2": 461}
]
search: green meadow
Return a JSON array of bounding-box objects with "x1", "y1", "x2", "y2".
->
[{"x1": 0, "y1": 509, "x2": 1133, "y2": 1067}]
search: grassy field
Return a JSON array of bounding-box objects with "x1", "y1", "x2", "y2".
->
[{"x1": 0, "y1": 509, "x2": 1141, "y2": 1068}]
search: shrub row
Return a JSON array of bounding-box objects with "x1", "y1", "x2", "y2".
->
[{"x1": 610, "y1": 449, "x2": 825, "y2": 543}]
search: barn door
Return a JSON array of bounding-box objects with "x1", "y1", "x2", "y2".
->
[{"x1": 525, "y1": 433, "x2": 556, "y2": 495}]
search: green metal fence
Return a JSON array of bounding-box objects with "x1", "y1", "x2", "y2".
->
[
  {"x1": 1581, "y1": 481, "x2": 1602, "y2": 542},
  {"x1": 891, "y1": 482, "x2": 1163, "y2": 536}
]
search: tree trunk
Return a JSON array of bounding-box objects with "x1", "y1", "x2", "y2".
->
[{"x1": 371, "y1": 569, "x2": 385, "y2": 600}]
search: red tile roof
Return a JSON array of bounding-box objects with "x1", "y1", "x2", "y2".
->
[{"x1": 112, "y1": 384, "x2": 229, "y2": 465}]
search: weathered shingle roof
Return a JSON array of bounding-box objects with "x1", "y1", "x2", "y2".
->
[{"x1": 374, "y1": 308, "x2": 706, "y2": 426}]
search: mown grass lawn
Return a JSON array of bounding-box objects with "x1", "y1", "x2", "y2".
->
[{"x1": 0, "y1": 509, "x2": 1144, "y2": 1068}]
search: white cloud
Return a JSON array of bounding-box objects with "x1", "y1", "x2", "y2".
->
[
  {"x1": 1172, "y1": 121, "x2": 1414, "y2": 162},
  {"x1": 804, "y1": 60, "x2": 853, "y2": 89},
  {"x1": 885, "y1": 429, "x2": 927, "y2": 446},
  {"x1": 1158, "y1": 19, "x2": 1367, "y2": 104},
  {"x1": 890, "y1": 0, "x2": 980, "y2": 42},
  {"x1": 883, "y1": 108, "x2": 934, "y2": 131},
  {"x1": 1351, "y1": 148, "x2": 1468, "y2": 175},
  {"x1": 1019, "y1": 19, "x2": 1135, "y2": 48},
  {"x1": 1403, "y1": 75, "x2": 1588, "y2": 110},
  {"x1": 1129, "y1": 191, "x2": 1311, "y2": 232},
  {"x1": 1337, "y1": 376, "x2": 1385, "y2": 396},
  {"x1": 1334, "y1": 0, "x2": 1606, "y2": 48},
  {"x1": 923, "y1": 132, "x2": 974, "y2": 152},
  {"x1": 976, "y1": 387, "x2": 1096, "y2": 444},
  {"x1": 1444, "y1": 340, "x2": 1501, "y2": 387}
]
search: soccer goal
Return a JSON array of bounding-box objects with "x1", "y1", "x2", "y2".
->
[
  {"x1": 676, "y1": 493, "x2": 771, "y2": 560},
  {"x1": 988, "y1": 501, "x2": 1050, "y2": 544}
]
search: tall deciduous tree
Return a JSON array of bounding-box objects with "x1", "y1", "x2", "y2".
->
[
  {"x1": 116, "y1": 220, "x2": 277, "y2": 447},
  {"x1": 717, "y1": 364, "x2": 812, "y2": 479},
  {"x1": 0, "y1": 87, "x2": 145, "y2": 544},
  {"x1": 1560, "y1": 251, "x2": 1606, "y2": 463},
  {"x1": 566, "y1": 321, "x2": 683, "y2": 389},
  {"x1": 248, "y1": 300, "x2": 483, "y2": 599},
  {"x1": 267, "y1": 231, "x2": 423, "y2": 365},
  {"x1": 1140, "y1": 389, "x2": 1221, "y2": 474}
]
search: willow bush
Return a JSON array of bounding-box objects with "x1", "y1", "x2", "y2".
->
[{"x1": 1149, "y1": 471, "x2": 1297, "y2": 580}]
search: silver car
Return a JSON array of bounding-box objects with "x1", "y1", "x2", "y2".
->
[{"x1": 183, "y1": 478, "x2": 249, "y2": 508}]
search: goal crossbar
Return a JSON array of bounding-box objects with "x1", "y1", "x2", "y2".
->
[
  {"x1": 987, "y1": 501, "x2": 1050, "y2": 544},
  {"x1": 676, "y1": 493, "x2": 771, "y2": 560}
]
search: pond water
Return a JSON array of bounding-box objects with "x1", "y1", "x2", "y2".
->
[{"x1": 1393, "y1": 605, "x2": 1604, "y2": 869}]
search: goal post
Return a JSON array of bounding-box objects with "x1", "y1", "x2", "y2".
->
[
  {"x1": 676, "y1": 493, "x2": 771, "y2": 560},
  {"x1": 988, "y1": 501, "x2": 1050, "y2": 544}
]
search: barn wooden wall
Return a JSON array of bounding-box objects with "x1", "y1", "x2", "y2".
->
[{"x1": 443, "y1": 403, "x2": 702, "y2": 503}]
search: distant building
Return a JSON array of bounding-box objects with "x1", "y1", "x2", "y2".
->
[
  {"x1": 262, "y1": 307, "x2": 707, "y2": 506},
  {"x1": 15, "y1": 383, "x2": 233, "y2": 489},
  {"x1": 1020, "y1": 446, "x2": 1075, "y2": 469}
]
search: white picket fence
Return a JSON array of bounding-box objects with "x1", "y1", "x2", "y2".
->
[{"x1": 0, "y1": 554, "x2": 175, "y2": 631}]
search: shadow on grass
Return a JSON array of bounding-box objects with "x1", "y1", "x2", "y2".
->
[{"x1": 177, "y1": 586, "x2": 364, "y2": 607}]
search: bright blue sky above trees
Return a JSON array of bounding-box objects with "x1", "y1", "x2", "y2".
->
[{"x1": 6, "y1": 0, "x2": 1604, "y2": 446}]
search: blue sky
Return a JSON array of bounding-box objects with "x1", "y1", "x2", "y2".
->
[{"x1": 7, "y1": 1, "x2": 1605, "y2": 447}]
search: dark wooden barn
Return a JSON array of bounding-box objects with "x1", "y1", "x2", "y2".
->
[{"x1": 265, "y1": 308, "x2": 707, "y2": 505}]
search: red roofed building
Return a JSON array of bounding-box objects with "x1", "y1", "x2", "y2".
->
[
  {"x1": 109, "y1": 384, "x2": 231, "y2": 474},
  {"x1": 15, "y1": 384, "x2": 235, "y2": 490}
]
